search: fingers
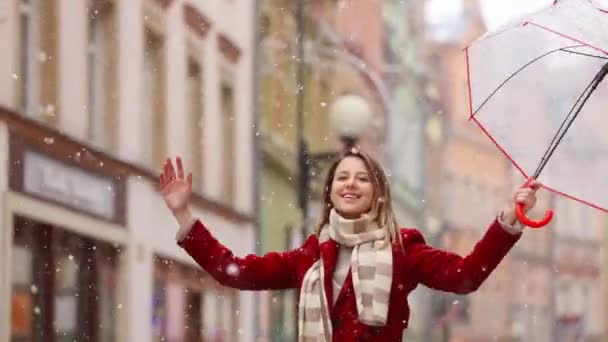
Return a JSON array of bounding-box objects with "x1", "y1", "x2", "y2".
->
[
  {"x1": 163, "y1": 159, "x2": 172, "y2": 181},
  {"x1": 527, "y1": 178, "x2": 542, "y2": 190},
  {"x1": 176, "y1": 156, "x2": 185, "y2": 180},
  {"x1": 515, "y1": 192, "x2": 533, "y2": 203},
  {"x1": 523, "y1": 178, "x2": 542, "y2": 190},
  {"x1": 160, "y1": 157, "x2": 189, "y2": 191},
  {"x1": 166, "y1": 158, "x2": 177, "y2": 180},
  {"x1": 514, "y1": 186, "x2": 538, "y2": 212},
  {"x1": 515, "y1": 188, "x2": 536, "y2": 199},
  {"x1": 160, "y1": 159, "x2": 175, "y2": 193},
  {"x1": 187, "y1": 172, "x2": 193, "y2": 191}
]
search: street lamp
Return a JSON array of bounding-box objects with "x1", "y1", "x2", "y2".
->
[
  {"x1": 294, "y1": 1, "x2": 373, "y2": 232},
  {"x1": 329, "y1": 94, "x2": 374, "y2": 150},
  {"x1": 297, "y1": 93, "x2": 373, "y2": 230}
]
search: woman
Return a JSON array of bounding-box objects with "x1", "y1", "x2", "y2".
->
[{"x1": 159, "y1": 150, "x2": 540, "y2": 341}]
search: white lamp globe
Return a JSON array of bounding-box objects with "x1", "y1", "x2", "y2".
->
[{"x1": 329, "y1": 94, "x2": 373, "y2": 140}]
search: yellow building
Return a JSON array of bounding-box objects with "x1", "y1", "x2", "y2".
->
[{"x1": 257, "y1": 0, "x2": 389, "y2": 339}]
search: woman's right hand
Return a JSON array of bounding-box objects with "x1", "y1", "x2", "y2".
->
[{"x1": 160, "y1": 156, "x2": 193, "y2": 226}]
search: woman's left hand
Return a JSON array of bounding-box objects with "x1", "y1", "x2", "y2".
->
[{"x1": 501, "y1": 179, "x2": 542, "y2": 226}]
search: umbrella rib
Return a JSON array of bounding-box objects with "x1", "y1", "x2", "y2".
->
[
  {"x1": 540, "y1": 65, "x2": 599, "y2": 158},
  {"x1": 533, "y1": 62, "x2": 608, "y2": 178},
  {"x1": 533, "y1": 75, "x2": 596, "y2": 177},
  {"x1": 473, "y1": 45, "x2": 584, "y2": 117},
  {"x1": 561, "y1": 48, "x2": 608, "y2": 60}
]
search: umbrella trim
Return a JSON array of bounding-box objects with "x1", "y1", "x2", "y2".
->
[
  {"x1": 469, "y1": 116, "x2": 527, "y2": 178},
  {"x1": 527, "y1": 21, "x2": 608, "y2": 56},
  {"x1": 465, "y1": 47, "x2": 474, "y2": 121},
  {"x1": 470, "y1": 116, "x2": 608, "y2": 214},
  {"x1": 543, "y1": 184, "x2": 608, "y2": 214}
]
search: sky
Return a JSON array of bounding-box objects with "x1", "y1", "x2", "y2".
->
[
  {"x1": 426, "y1": 0, "x2": 553, "y2": 32},
  {"x1": 480, "y1": 0, "x2": 553, "y2": 30}
]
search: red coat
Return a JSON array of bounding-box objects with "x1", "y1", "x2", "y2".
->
[{"x1": 178, "y1": 219, "x2": 520, "y2": 341}]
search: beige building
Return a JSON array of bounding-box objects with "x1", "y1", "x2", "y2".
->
[{"x1": 0, "y1": 0, "x2": 258, "y2": 341}]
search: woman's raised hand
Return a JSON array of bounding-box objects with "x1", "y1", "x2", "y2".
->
[
  {"x1": 160, "y1": 156, "x2": 193, "y2": 225},
  {"x1": 501, "y1": 178, "x2": 542, "y2": 226}
]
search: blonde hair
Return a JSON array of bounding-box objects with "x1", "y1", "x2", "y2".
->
[{"x1": 314, "y1": 149, "x2": 402, "y2": 247}]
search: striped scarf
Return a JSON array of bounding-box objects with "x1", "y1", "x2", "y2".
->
[{"x1": 298, "y1": 209, "x2": 393, "y2": 341}]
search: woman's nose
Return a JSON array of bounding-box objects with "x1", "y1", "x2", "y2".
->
[{"x1": 345, "y1": 177, "x2": 357, "y2": 188}]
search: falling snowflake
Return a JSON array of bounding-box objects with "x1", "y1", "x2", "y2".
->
[{"x1": 226, "y1": 263, "x2": 240, "y2": 277}]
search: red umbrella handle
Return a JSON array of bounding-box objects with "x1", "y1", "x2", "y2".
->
[{"x1": 516, "y1": 202, "x2": 553, "y2": 228}]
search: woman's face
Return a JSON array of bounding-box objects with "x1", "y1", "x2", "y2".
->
[{"x1": 330, "y1": 156, "x2": 375, "y2": 219}]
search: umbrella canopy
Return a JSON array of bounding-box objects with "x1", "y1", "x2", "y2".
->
[{"x1": 465, "y1": 0, "x2": 608, "y2": 227}]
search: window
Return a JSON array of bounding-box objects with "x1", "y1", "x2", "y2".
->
[
  {"x1": 202, "y1": 291, "x2": 237, "y2": 341},
  {"x1": 555, "y1": 198, "x2": 591, "y2": 240},
  {"x1": 269, "y1": 290, "x2": 297, "y2": 341},
  {"x1": 87, "y1": 0, "x2": 118, "y2": 150},
  {"x1": 221, "y1": 82, "x2": 236, "y2": 204},
  {"x1": 10, "y1": 245, "x2": 33, "y2": 341},
  {"x1": 17, "y1": 0, "x2": 37, "y2": 115},
  {"x1": 17, "y1": 0, "x2": 59, "y2": 122},
  {"x1": 142, "y1": 28, "x2": 166, "y2": 169},
  {"x1": 555, "y1": 197, "x2": 569, "y2": 236},
  {"x1": 185, "y1": 57, "x2": 204, "y2": 192},
  {"x1": 202, "y1": 292, "x2": 217, "y2": 339},
  {"x1": 11, "y1": 216, "x2": 119, "y2": 341},
  {"x1": 184, "y1": 290, "x2": 203, "y2": 341},
  {"x1": 153, "y1": 257, "x2": 238, "y2": 342}
]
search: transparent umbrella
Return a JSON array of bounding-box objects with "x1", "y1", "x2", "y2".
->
[{"x1": 465, "y1": 0, "x2": 608, "y2": 227}]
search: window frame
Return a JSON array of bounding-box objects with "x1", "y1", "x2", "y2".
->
[{"x1": 219, "y1": 61, "x2": 237, "y2": 205}]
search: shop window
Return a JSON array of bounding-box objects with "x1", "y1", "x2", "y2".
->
[
  {"x1": 10, "y1": 216, "x2": 119, "y2": 342},
  {"x1": 153, "y1": 256, "x2": 238, "y2": 342}
]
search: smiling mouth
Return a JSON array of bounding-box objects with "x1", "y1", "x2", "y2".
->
[{"x1": 342, "y1": 194, "x2": 361, "y2": 199}]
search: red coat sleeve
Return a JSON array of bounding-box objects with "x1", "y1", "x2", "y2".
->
[
  {"x1": 402, "y1": 219, "x2": 521, "y2": 294},
  {"x1": 177, "y1": 220, "x2": 319, "y2": 290}
]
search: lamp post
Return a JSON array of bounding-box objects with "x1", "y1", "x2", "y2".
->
[
  {"x1": 294, "y1": 1, "x2": 373, "y2": 235},
  {"x1": 296, "y1": 93, "x2": 373, "y2": 233}
]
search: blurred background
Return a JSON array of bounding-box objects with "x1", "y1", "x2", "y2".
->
[{"x1": 0, "y1": 0, "x2": 606, "y2": 341}]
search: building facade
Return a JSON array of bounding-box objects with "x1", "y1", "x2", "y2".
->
[
  {"x1": 257, "y1": 0, "x2": 392, "y2": 340},
  {"x1": 382, "y1": 1, "x2": 433, "y2": 340},
  {"x1": 424, "y1": 0, "x2": 607, "y2": 341},
  {"x1": 0, "y1": 0, "x2": 258, "y2": 341}
]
